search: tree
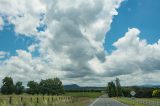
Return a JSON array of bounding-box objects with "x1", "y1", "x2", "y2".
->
[
  {"x1": 15, "y1": 81, "x2": 24, "y2": 94},
  {"x1": 27, "y1": 81, "x2": 39, "y2": 95},
  {"x1": 39, "y1": 78, "x2": 64, "y2": 95},
  {"x1": 115, "y1": 78, "x2": 123, "y2": 96},
  {"x1": 1, "y1": 77, "x2": 14, "y2": 95},
  {"x1": 53, "y1": 78, "x2": 65, "y2": 95},
  {"x1": 107, "y1": 82, "x2": 112, "y2": 97},
  {"x1": 107, "y1": 81, "x2": 116, "y2": 97},
  {"x1": 110, "y1": 81, "x2": 116, "y2": 97}
]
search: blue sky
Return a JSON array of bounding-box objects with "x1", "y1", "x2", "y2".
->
[
  {"x1": 0, "y1": 0, "x2": 160, "y2": 86},
  {"x1": 0, "y1": 25, "x2": 34, "y2": 55},
  {"x1": 105, "y1": 0, "x2": 160, "y2": 52}
]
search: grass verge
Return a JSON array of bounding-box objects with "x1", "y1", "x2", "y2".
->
[{"x1": 114, "y1": 97, "x2": 146, "y2": 106}]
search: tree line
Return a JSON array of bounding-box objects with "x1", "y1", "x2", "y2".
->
[
  {"x1": 106, "y1": 78, "x2": 160, "y2": 98},
  {"x1": 1, "y1": 77, "x2": 64, "y2": 95}
]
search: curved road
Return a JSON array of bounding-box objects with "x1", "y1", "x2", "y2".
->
[{"x1": 89, "y1": 95, "x2": 128, "y2": 106}]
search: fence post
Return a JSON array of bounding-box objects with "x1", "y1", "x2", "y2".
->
[
  {"x1": 52, "y1": 97, "x2": 53, "y2": 102},
  {"x1": 9, "y1": 96, "x2": 12, "y2": 105},
  {"x1": 48, "y1": 97, "x2": 49, "y2": 102},
  {"x1": 37, "y1": 97, "x2": 39, "y2": 103},
  {"x1": 30, "y1": 97, "x2": 32, "y2": 103},
  {"x1": 21, "y1": 97, "x2": 23, "y2": 102}
]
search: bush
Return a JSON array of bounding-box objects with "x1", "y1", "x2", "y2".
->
[{"x1": 152, "y1": 89, "x2": 160, "y2": 98}]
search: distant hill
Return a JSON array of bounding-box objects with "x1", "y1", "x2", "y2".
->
[
  {"x1": 64, "y1": 84, "x2": 80, "y2": 90},
  {"x1": 124, "y1": 84, "x2": 160, "y2": 88},
  {"x1": 138, "y1": 84, "x2": 160, "y2": 88},
  {"x1": 64, "y1": 84, "x2": 105, "y2": 91},
  {"x1": 64, "y1": 84, "x2": 160, "y2": 91}
]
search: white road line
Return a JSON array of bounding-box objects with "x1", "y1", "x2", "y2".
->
[
  {"x1": 112, "y1": 98, "x2": 129, "y2": 106},
  {"x1": 89, "y1": 98, "x2": 100, "y2": 106}
]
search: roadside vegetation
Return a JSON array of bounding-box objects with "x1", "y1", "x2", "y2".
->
[
  {"x1": 106, "y1": 78, "x2": 160, "y2": 106},
  {"x1": 106, "y1": 78, "x2": 160, "y2": 98},
  {"x1": 1, "y1": 76, "x2": 64, "y2": 95}
]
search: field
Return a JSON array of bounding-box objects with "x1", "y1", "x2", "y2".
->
[
  {"x1": 65, "y1": 92, "x2": 102, "y2": 98},
  {"x1": 114, "y1": 97, "x2": 160, "y2": 106},
  {"x1": 0, "y1": 92, "x2": 103, "y2": 106}
]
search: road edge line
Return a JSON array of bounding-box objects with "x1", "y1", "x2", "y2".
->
[{"x1": 89, "y1": 98, "x2": 100, "y2": 106}]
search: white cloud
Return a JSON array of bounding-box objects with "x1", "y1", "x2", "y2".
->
[
  {"x1": 0, "y1": 0, "x2": 46, "y2": 36},
  {"x1": 0, "y1": 50, "x2": 66, "y2": 84},
  {"x1": 28, "y1": 44, "x2": 38, "y2": 52},
  {"x1": 38, "y1": 0, "x2": 122, "y2": 79},
  {"x1": 0, "y1": 17, "x2": 4, "y2": 30},
  {"x1": 0, "y1": 51, "x2": 9, "y2": 59}
]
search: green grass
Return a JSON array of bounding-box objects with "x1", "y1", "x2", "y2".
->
[
  {"x1": 65, "y1": 92, "x2": 103, "y2": 98},
  {"x1": 114, "y1": 97, "x2": 147, "y2": 106},
  {"x1": 138, "y1": 98, "x2": 160, "y2": 102}
]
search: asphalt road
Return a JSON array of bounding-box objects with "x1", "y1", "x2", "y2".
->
[{"x1": 89, "y1": 95, "x2": 128, "y2": 106}]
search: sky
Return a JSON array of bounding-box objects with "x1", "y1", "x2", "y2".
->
[{"x1": 0, "y1": 0, "x2": 160, "y2": 86}]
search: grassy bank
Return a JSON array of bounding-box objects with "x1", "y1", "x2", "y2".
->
[{"x1": 114, "y1": 97, "x2": 160, "y2": 106}]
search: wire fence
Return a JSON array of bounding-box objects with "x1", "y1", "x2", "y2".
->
[{"x1": 0, "y1": 95, "x2": 75, "y2": 106}]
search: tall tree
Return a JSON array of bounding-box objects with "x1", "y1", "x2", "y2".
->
[
  {"x1": 107, "y1": 82, "x2": 112, "y2": 97},
  {"x1": 107, "y1": 81, "x2": 116, "y2": 97},
  {"x1": 15, "y1": 81, "x2": 24, "y2": 94},
  {"x1": 1, "y1": 77, "x2": 14, "y2": 95},
  {"x1": 115, "y1": 78, "x2": 123, "y2": 97},
  {"x1": 27, "y1": 81, "x2": 39, "y2": 95},
  {"x1": 110, "y1": 81, "x2": 116, "y2": 97}
]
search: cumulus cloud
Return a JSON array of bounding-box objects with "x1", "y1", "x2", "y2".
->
[
  {"x1": 97, "y1": 28, "x2": 160, "y2": 85},
  {"x1": 103, "y1": 28, "x2": 160, "y2": 76},
  {"x1": 38, "y1": 0, "x2": 122, "y2": 79},
  {"x1": 0, "y1": 0, "x2": 123, "y2": 86}
]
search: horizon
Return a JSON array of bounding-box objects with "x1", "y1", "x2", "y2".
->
[{"x1": 0, "y1": 0, "x2": 160, "y2": 87}]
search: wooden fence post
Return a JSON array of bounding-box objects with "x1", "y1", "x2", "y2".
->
[
  {"x1": 48, "y1": 97, "x2": 49, "y2": 102},
  {"x1": 21, "y1": 97, "x2": 23, "y2": 102},
  {"x1": 52, "y1": 97, "x2": 53, "y2": 102},
  {"x1": 37, "y1": 97, "x2": 39, "y2": 103},
  {"x1": 9, "y1": 96, "x2": 12, "y2": 105},
  {"x1": 30, "y1": 97, "x2": 32, "y2": 103}
]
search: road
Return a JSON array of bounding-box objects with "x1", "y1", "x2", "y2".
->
[{"x1": 89, "y1": 95, "x2": 128, "y2": 106}]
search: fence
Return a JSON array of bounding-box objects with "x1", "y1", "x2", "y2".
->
[{"x1": 0, "y1": 95, "x2": 74, "y2": 106}]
